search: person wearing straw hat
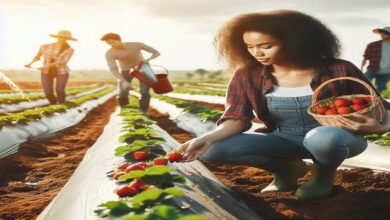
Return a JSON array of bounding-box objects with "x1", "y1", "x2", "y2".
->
[
  {"x1": 100, "y1": 33, "x2": 160, "y2": 113},
  {"x1": 361, "y1": 27, "x2": 390, "y2": 93},
  {"x1": 25, "y1": 30, "x2": 77, "y2": 104},
  {"x1": 178, "y1": 10, "x2": 390, "y2": 200}
]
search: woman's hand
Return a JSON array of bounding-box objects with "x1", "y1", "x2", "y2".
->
[
  {"x1": 179, "y1": 137, "x2": 212, "y2": 162},
  {"x1": 333, "y1": 113, "x2": 389, "y2": 135}
]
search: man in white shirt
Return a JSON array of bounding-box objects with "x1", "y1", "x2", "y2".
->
[{"x1": 101, "y1": 33, "x2": 160, "y2": 112}]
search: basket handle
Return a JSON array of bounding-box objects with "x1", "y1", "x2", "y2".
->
[
  {"x1": 311, "y1": 76, "x2": 378, "y2": 104},
  {"x1": 131, "y1": 61, "x2": 169, "y2": 75}
]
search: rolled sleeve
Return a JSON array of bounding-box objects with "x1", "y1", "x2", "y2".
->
[{"x1": 216, "y1": 72, "x2": 254, "y2": 131}]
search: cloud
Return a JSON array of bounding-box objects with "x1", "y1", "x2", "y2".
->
[
  {"x1": 126, "y1": 0, "x2": 390, "y2": 19},
  {"x1": 326, "y1": 16, "x2": 385, "y2": 26},
  {"x1": 2, "y1": 0, "x2": 389, "y2": 28}
]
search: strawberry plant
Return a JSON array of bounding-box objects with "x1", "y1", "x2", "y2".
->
[
  {"x1": 153, "y1": 95, "x2": 223, "y2": 121},
  {"x1": 96, "y1": 188, "x2": 205, "y2": 219},
  {"x1": 0, "y1": 86, "x2": 116, "y2": 127}
]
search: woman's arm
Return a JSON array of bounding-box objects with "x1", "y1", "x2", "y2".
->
[
  {"x1": 179, "y1": 119, "x2": 246, "y2": 162},
  {"x1": 25, "y1": 46, "x2": 43, "y2": 67},
  {"x1": 334, "y1": 113, "x2": 389, "y2": 135}
]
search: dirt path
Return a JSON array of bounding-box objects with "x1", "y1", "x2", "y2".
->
[
  {"x1": 148, "y1": 107, "x2": 390, "y2": 220},
  {"x1": 0, "y1": 97, "x2": 117, "y2": 220}
]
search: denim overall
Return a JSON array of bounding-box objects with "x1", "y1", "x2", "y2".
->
[{"x1": 201, "y1": 94, "x2": 368, "y2": 167}]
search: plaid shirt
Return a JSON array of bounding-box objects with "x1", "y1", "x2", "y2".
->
[
  {"x1": 217, "y1": 59, "x2": 390, "y2": 132},
  {"x1": 364, "y1": 40, "x2": 382, "y2": 72},
  {"x1": 34, "y1": 43, "x2": 74, "y2": 75}
]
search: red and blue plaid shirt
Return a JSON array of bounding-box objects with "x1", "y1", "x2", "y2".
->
[
  {"x1": 217, "y1": 59, "x2": 390, "y2": 132},
  {"x1": 364, "y1": 40, "x2": 382, "y2": 72},
  {"x1": 34, "y1": 43, "x2": 74, "y2": 75}
]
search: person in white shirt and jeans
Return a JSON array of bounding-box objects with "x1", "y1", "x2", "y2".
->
[{"x1": 101, "y1": 33, "x2": 160, "y2": 112}]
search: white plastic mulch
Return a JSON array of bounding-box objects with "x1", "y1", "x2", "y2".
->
[
  {"x1": 38, "y1": 108, "x2": 261, "y2": 220},
  {"x1": 0, "y1": 85, "x2": 110, "y2": 113},
  {"x1": 0, "y1": 91, "x2": 117, "y2": 159},
  {"x1": 162, "y1": 93, "x2": 226, "y2": 105}
]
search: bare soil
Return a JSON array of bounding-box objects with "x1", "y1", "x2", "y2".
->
[{"x1": 0, "y1": 97, "x2": 117, "y2": 220}]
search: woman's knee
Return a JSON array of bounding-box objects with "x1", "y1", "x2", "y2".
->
[
  {"x1": 303, "y1": 126, "x2": 356, "y2": 166},
  {"x1": 199, "y1": 141, "x2": 228, "y2": 163}
]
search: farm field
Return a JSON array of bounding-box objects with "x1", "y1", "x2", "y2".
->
[{"x1": 0, "y1": 76, "x2": 389, "y2": 220}]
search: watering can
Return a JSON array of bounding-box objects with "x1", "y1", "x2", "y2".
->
[{"x1": 130, "y1": 61, "x2": 173, "y2": 94}]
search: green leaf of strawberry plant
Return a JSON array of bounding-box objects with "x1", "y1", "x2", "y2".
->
[
  {"x1": 145, "y1": 165, "x2": 175, "y2": 176},
  {"x1": 177, "y1": 215, "x2": 208, "y2": 220},
  {"x1": 148, "y1": 205, "x2": 182, "y2": 220},
  {"x1": 163, "y1": 187, "x2": 185, "y2": 197},
  {"x1": 96, "y1": 201, "x2": 132, "y2": 218},
  {"x1": 119, "y1": 170, "x2": 146, "y2": 181}
]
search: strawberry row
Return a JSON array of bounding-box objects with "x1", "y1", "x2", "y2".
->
[
  {"x1": 0, "y1": 83, "x2": 103, "y2": 104},
  {"x1": 95, "y1": 98, "x2": 206, "y2": 220},
  {"x1": 0, "y1": 86, "x2": 116, "y2": 127}
]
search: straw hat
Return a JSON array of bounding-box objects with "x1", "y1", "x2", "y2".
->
[
  {"x1": 373, "y1": 27, "x2": 390, "y2": 35},
  {"x1": 49, "y1": 30, "x2": 78, "y2": 41}
]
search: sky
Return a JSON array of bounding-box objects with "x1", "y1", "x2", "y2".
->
[{"x1": 0, "y1": 0, "x2": 389, "y2": 71}]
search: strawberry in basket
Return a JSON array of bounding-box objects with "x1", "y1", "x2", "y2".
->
[{"x1": 314, "y1": 97, "x2": 372, "y2": 115}]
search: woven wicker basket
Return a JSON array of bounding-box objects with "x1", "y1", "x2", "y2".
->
[{"x1": 307, "y1": 76, "x2": 385, "y2": 126}]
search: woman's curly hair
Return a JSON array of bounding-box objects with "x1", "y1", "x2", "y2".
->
[{"x1": 214, "y1": 10, "x2": 341, "y2": 70}]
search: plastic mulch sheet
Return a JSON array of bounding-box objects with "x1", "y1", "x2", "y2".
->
[
  {"x1": 38, "y1": 109, "x2": 261, "y2": 220},
  {"x1": 1, "y1": 85, "x2": 109, "y2": 112},
  {"x1": 163, "y1": 92, "x2": 225, "y2": 105},
  {"x1": 0, "y1": 91, "x2": 116, "y2": 159}
]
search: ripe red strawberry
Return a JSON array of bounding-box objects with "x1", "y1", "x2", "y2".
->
[
  {"x1": 325, "y1": 109, "x2": 338, "y2": 115},
  {"x1": 351, "y1": 98, "x2": 365, "y2": 105},
  {"x1": 117, "y1": 162, "x2": 132, "y2": 171},
  {"x1": 352, "y1": 104, "x2": 366, "y2": 112},
  {"x1": 133, "y1": 151, "x2": 150, "y2": 160},
  {"x1": 116, "y1": 186, "x2": 138, "y2": 197},
  {"x1": 337, "y1": 107, "x2": 350, "y2": 115},
  {"x1": 363, "y1": 97, "x2": 371, "y2": 102},
  {"x1": 113, "y1": 172, "x2": 126, "y2": 180},
  {"x1": 129, "y1": 179, "x2": 146, "y2": 190},
  {"x1": 334, "y1": 98, "x2": 350, "y2": 107},
  {"x1": 153, "y1": 157, "x2": 168, "y2": 165},
  {"x1": 125, "y1": 162, "x2": 149, "y2": 173},
  {"x1": 316, "y1": 106, "x2": 329, "y2": 115},
  {"x1": 167, "y1": 152, "x2": 183, "y2": 162},
  {"x1": 328, "y1": 103, "x2": 337, "y2": 109}
]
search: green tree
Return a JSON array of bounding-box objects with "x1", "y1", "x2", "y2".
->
[
  {"x1": 195, "y1": 68, "x2": 208, "y2": 80},
  {"x1": 185, "y1": 72, "x2": 194, "y2": 79}
]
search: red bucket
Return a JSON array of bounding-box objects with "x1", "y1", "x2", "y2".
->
[
  {"x1": 152, "y1": 73, "x2": 174, "y2": 94},
  {"x1": 130, "y1": 69, "x2": 155, "y2": 87},
  {"x1": 130, "y1": 61, "x2": 157, "y2": 87},
  {"x1": 130, "y1": 63, "x2": 174, "y2": 94}
]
